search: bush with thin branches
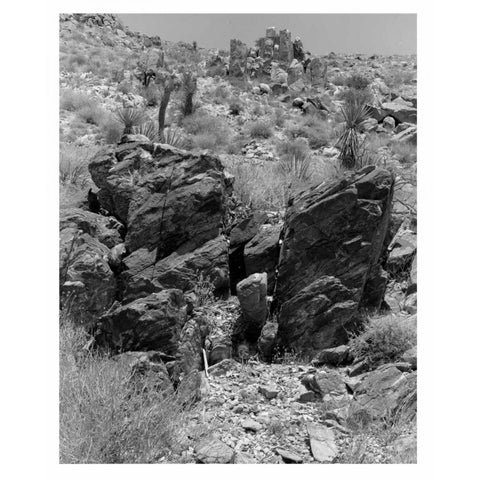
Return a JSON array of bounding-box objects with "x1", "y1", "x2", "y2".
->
[{"x1": 60, "y1": 318, "x2": 188, "y2": 463}]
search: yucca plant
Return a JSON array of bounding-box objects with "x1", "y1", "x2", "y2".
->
[
  {"x1": 279, "y1": 152, "x2": 313, "y2": 182},
  {"x1": 133, "y1": 121, "x2": 160, "y2": 142},
  {"x1": 160, "y1": 127, "x2": 187, "y2": 149},
  {"x1": 336, "y1": 99, "x2": 372, "y2": 169},
  {"x1": 115, "y1": 108, "x2": 146, "y2": 135}
]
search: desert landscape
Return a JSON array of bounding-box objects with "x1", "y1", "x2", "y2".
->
[{"x1": 59, "y1": 13, "x2": 417, "y2": 464}]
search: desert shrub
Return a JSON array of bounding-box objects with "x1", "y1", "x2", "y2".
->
[
  {"x1": 222, "y1": 155, "x2": 339, "y2": 211},
  {"x1": 339, "y1": 87, "x2": 373, "y2": 106},
  {"x1": 59, "y1": 319, "x2": 187, "y2": 463},
  {"x1": 286, "y1": 115, "x2": 336, "y2": 150},
  {"x1": 117, "y1": 80, "x2": 132, "y2": 95},
  {"x1": 64, "y1": 52, "x2": 89, "y2": 72},
  {"x1": 345, "y1": 74, "x2": 371, "y2": 90},
  {"x1": 59, "y1": 144, "x2": 99, "y2": 188},
  {"x1": 213, "y1": 85, "x2": 230, "y2": 101},
  {"x1": 101, "y1": 116, "x2": 123, "y2": 144},
  {"x1": 182, "y1": 111, "x2": 231, "y2": 151},
  {"x1": 76, "y1": 104, "x2": 106, "y2": 126},
  {"x1": 140, "y1": 84, "x2": 160, "y2": 106},
  {"x1": 272, "y1": 107, "x2": 286, "y2": 128},
  {"x1": 247, "y1": 118, "x2": 273, "y2": 139},
  {"x1": 349, "y1": 315, "x2": 416, "y2": 366},
  {"x1": 390, "y1": 141, "x2": 417, "y2": 164},
  {"x1": 207, "y1": 64, "x2": 226, "y2": 77},
  {"x1": 60, "y1": 89, "x2": 94, "y2": 112},
  {"x1": 228, "y1": 99, "x2": 244, "y2": 116},
  {"x1": 276, "y1": 137, "x2": 310, "y2": 159},
  {"x1": 331, "y1": 73, "x2": 346, "y2": 86},
  {"x1": 193, "y1": 272, "x2": 215, "y2": 307},
  {"x1": 115, "y1": 108, "x2": 146, "y2": 135},
  {"x1": 386, "y1": 70, "x2": 416, "y2": 89},
  {"x1": 225, "y1": 134, "x2": 247, "y2": 154}
]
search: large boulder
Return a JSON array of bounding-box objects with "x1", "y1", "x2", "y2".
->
[
  {"x1": 94, "y1": 289, "x2": 188, "y2": 353},
  {"x1": 235, "y1": 273, "x2": 268, "y2": 342},
  {"x1": 275, "y1": 167, "x2": 395, "y2": 355},
  {"x1": 122, "y1": 235, "x2": 230, "y2": 302},
  {"x1": 60, "y1": 225, "x2": 117, "y2": 326},
  {"x1": 350, "y1": 365, "x2": 417, "y2": 421},
  {"x1": 244, "y1": 223, "x2": 282, "y2": 295},
  {"x1": 270, "y1": 62, "x2": 288, "y2": 84},
  {"x1": 60, "y1": 208, "x2": 124, "y2": 249},
  {"x1": 89, "y1": 140, "x2": 231, "y2": 257},
  {"x1": 287, "y1": 59, "x2": 304, "y2": 85}
]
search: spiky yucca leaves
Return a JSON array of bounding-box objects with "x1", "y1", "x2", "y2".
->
[
  {"x1": 336, "y1": 100, "x2": 371, "y2": 169},
  {"x1": 133, "y1": 121, "x2": 160, "y2": 142},
  {"x1": 115, "y1": 108, "x2": 146, "y2": 135},
  {"x1": 160, "y1": 127, "x2": 187, "y2": 149},
  {"x1": 182, "y1": 72, "x2": 198, "y2": 117},
  {"x1": 279, "y1": 152, "x2": 313, "y2": 182}
]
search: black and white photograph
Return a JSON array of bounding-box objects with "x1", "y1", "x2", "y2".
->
[
  {"x1": 58, "y1": 12, "x2": 418, "y2": 464},
  {"x1": 6, "y1": 1, "x2": 479, "y2": 476}
]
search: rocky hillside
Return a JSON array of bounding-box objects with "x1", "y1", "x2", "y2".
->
[{"x1": 59, "y1": 14, "x2": 417, "y2": 464}]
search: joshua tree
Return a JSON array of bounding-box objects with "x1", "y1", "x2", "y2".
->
[
  {"x1": 158, "y1": 76, "x2": 175, "y2": 138},
  {"x1": 181, "y1": 72, "x2": 197, "y2": 117}
]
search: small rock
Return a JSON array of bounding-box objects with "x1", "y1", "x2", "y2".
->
[
  {"x1": 241, "y1": 419, "x2": 262, "y2": 432},
  {"x1": 195, "y1": 436, "x2": 235, "y2": 464},
  {"x1": 276, "y1": 448, "x2": 303, "y2": 463},
  {"x1": 234, "y1": 452, "x2": 258, "y2": 463},
  {"x1": 307, "y1": 423, "x2": 338, "y2": 462},
  {"x1": 258, "y1": 383, "x2": 279, "y2": 399}
]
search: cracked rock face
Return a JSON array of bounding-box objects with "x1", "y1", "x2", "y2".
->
[{"x1": 275, "y1": 167, "x2": 395, "y2": 356}]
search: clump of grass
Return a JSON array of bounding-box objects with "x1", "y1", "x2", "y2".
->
[
  {"x1": 276, "y1": 137, "x2": 310, "y2": 160},
  {"x1": 271, "y1": 107, "x2": 286, "y2": 128},
  {"x1": 349, "y1": 315, "x2": 416, "y2": 366},
  {"x1": 59, "y1": 144, "x2": 99, "y2": 188},
  {"x1": 140, "y1": 84, "x2": 160, "y2": 106},
  {"x1": 182, "y1": 111, "x2": 231, "y2": 151},
  {"x1": 390, "y1": 142, "x2": 417, "y2": 164},
  {"x1": 60, "y1": 89, "x2": 94, "y2": 112},
  {"x1": 247, "y1": 118, "x2": 273, "y2": 139},
  {"x1": 213, "y1": 85, "x2": 230, "y2": 101},
  {"x1": 60, "y1": 319, "x2": 187, "y2": 463},
  {"x1": 345, "y1": 74, "x2": 371, "y2": 90},
  {"x1": 285, "y1": 114, "x2": 336, "y2": 150},
  {"x1": 76, "y1": 104, "x2": 107, "y2": 126},
  {"x1": 193, "y1": 272, "x2": 215, "y2": 307},
  {"x1": 279, "y1": 152, "x2": 313, "y2": 182},
  {"x1": 228, "y1": 99, "x2": 244, "y2": 116},
  {"x1": 101, "y1": 116, "x2": 124, "y2": 144}
]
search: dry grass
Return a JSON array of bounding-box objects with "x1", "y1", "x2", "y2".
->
[
  {"x1": 60, "y1": 318, "x2": 188, "y2": 463},
  {"x1": 246, "y1": 118, "x2": 273, "y2": 139},
  {"x1": 349, "y1": 314, "x2": 416, "y2": 366},
  {"x1": 183, "y1": 110, "x2": 232, "y2": 152},
  {"x1": 222, "y1": 155, "x2": 341, "y2": 210}
]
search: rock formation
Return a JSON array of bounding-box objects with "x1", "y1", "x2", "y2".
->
[{"x1": 274, "y1": 166, "x2": 395, "y2": 356}]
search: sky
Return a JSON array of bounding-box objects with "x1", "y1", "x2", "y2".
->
[{"x1": 117, "y1": 14, "x2": 416, "y2": 55}]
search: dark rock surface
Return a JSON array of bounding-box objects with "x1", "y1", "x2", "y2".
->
[{"x1": 275, "y1": 167, "x2": 395, "y2": 355}]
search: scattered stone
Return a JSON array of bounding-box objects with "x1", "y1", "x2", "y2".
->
[
  {"x1": 242, "y1": 419, "x2": 262, "y2": 432},
  {"x1": 195, "y1": 436, "x2": 235, "y2": 463},
  {"x1": 259, "y1": 383, "x2": 280, "y2": 399},
  {"x1": 307, "y1": 423, "x2": 338, "y2": 462},
  {"x1": 276, "y1": 448, "x2": 303, "y2": 463},
  {"x1": 401, "y1": 346, "x2": 417, "y2": 370},
  {"x1": 312, "y1": 345, "x2": 352, "y2": 367},
  {"x1": 234, "y1": 452, "x2": 258, "y2": 463},
  {"x1": 257, "y1": 321, "x2": 278, "y2": 360}
]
